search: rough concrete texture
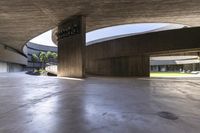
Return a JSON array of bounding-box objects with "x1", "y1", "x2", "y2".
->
[
  {"x1": 85, "y1": 27, "x2": 200, "y2": 76},
  {"x1": 57, "y1": 16, "x2": 86, "y2": 78},
  {"x1": 0, "y1": 73, "x2": 199, "y2": 133},
  {"x1": 1, "y1": 0, "x2": 200, "y2": 51}
]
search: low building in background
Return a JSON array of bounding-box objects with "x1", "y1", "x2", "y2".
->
[
  {"x1": 25, "y1": 42, "x2": 57, "y2": 71},
  {"x1": 26, "y1": 42, "x2": 200, "y2": 74},
  {"x1": 150, "y1": 54, "x2": 200, "y2": 72}
]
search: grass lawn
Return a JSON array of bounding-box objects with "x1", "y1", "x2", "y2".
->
[{"x1": 150, "y1": 72, "x2": 193, "y2": 77}]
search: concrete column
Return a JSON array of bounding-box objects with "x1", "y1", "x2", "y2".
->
[{"x1": 57, "y1": 16, "x2": 85, "y2": 78}]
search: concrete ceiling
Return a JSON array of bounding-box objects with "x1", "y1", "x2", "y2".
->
[{"x1": 0, "y1": 0, "x2": 200, "y2": 52}]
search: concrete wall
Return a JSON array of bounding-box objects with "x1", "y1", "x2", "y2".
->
[
  {"x1": 57, "y1": 16, "x2": 85, "y2": 78},
  {"x1": 0, "y1": 62, "x2": 7, "y2": 72},
  {"x1": 0, "y1": 61, "x2": 24, "y2": 73},
  {"x1": 0, "y1": 45, "x2": 27, "y2": 65},
  {"x1": 0, "y1": 44, "x2": 27, "y2": 73},
  {"x1": 86, "y1": 27, "x2": 200, "y2": 76},
  {"x1": 86, "y1": 55, "x2": 149, "y2": 77}
]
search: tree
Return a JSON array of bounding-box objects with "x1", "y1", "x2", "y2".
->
[
  {"x1": 46, "y1": 51, "x2": 58, "y2": 63},
  {"x1": 52, "y1": 52, "x2": 58, "y2": 60},
  {"x1": 39, "y1": 52, "x2": 48, "y2": 69},
  {"x1": 31, "y1": 54, "x2": 38, "y2": 69},
  {"x1": 46, "y1": 51, "x2": 53, "y2": 62}
]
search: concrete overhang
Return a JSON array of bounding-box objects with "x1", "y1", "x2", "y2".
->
[
  {"x1": 150, "y1": 56, "x2": 200, "y2": 65},
  {"x1": 1, "y1": 0, "x2": 200, "y2": 53}
]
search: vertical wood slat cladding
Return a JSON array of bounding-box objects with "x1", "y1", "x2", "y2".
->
[
  {"x1": 86, "y1": 27, "x2": 200, "y2": 77},
  {"x1": 86, "y1": 55, "x2": 149, "y2": 77},
  {"x1": 87, "y1": 27, "x2": 200, "y2": 60},
  {"x1": 58, "y1": 16, "x2": 85, "y2": 78}
]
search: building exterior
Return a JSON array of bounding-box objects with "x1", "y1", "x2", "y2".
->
[
  {"x1": 150, "y1": 55, "x2": 200, "y2": 72},
  {"x1": 0, "y1": 43, "x2": 27, "y2": 73},
  {"x1": 2, "y1": 41, "x2": 200, "y2": 74},
  {"x1": 25, "y1": 42, "x2": 57, "y2": 71}
]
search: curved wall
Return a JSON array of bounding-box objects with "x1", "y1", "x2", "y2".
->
[
  {"x1": 26, "y1": 42, "x2": 57, "y2": 70},
  {"x1": 86, "y1": 27, "x2": 200, "y2": 76},
  {"x1": 0, "y1": 44, "x2": 27, "y2": 72}
]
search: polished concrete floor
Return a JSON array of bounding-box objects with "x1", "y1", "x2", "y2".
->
[{"x1": 0, "y1": 73, "x2": 200, "y2": 133}]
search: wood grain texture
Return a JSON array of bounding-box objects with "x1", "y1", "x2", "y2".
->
[
  {"x1": 86, "y1": 27, "x2": 200, "y2": 77},
  {"x1": 58, "y1": 16, "x2": 85, "y2": 78},
  {"x1": 86, "y1": 55, "x2": 149, "y2": 77}
]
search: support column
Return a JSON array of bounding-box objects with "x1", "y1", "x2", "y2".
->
[{"x1": 57, "y1": 16, "x2": 85, "y2": 78}]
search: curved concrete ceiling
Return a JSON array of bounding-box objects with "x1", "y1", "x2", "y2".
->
[
  {"x1": 34, "y1": 23, "x2": 185, "y2": 46},
  {"x1": 86, "y1": 23, "x2": 186, "y2": 45},
  {"x1": 0, "y1": 0, "x2": 200, "y2": 52}
]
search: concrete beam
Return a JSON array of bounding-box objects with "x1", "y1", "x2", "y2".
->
[{"x1": 87, "y1": 27, "x2": 200, "y2": 59}]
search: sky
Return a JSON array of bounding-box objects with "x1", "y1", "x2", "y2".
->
[
  {"x1": 30, "y1": 30, "x2": 56, "y2": 46},
  {"x1": 30, "y1": 23, "x2": 170, "y2": 47}
]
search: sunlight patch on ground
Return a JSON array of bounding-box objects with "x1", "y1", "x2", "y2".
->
[{"x1": 150, "y1": 72, "x2": 194, "y2": 77}]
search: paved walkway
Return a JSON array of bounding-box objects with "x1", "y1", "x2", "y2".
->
[{"x1": 0, "y1": 73, "x2": 200, "y2": 133}]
